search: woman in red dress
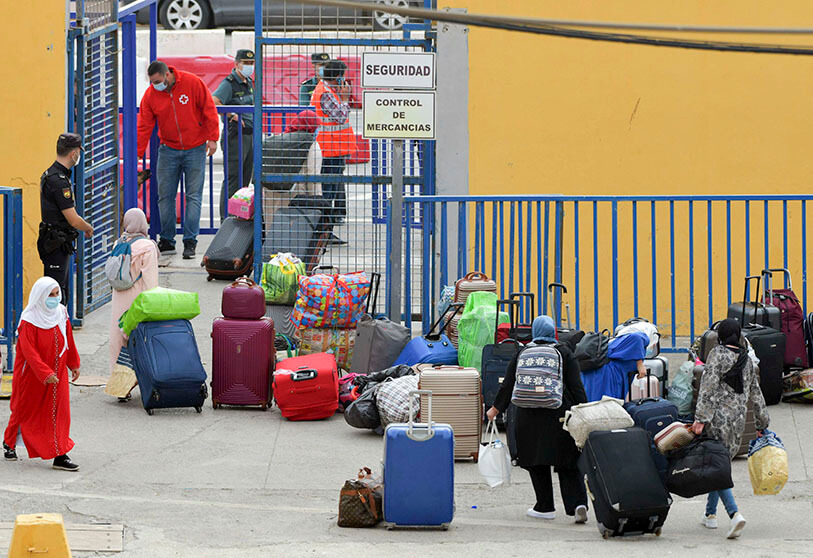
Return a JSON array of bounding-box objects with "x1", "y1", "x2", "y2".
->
[{"x1": 3, "y1": 277, "x2": 81, "y2": 471}]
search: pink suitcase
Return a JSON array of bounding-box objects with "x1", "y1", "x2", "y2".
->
[
  {"x1": 211, "y1": 317, "x2": 275, "y2": 409},
  {"x1": 654, "y1": 421, "x2": 695, "y2": 454},
  {"x1": 222, "y1": 277, "x2": 266, "y2": 320}
]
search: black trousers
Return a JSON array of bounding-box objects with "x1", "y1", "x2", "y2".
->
[
  {"x1": 321, "y1": 156, "x2": 347, "y2": 220},
  {"x1": 219, "y1": 128, "x2": 254, "y2": 220},
  {"x1": 42, "y1": 249, "x2": 71, "y2": 306},
  {"x1": 527, "y1": 465, "x2": 587, "y2": 515}
]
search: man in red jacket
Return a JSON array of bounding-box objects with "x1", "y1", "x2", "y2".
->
[{"x1": 137, "y1": 61, "x2": 219, "y2": 259}]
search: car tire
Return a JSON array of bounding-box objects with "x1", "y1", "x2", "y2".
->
[
  {"x1": 160, "y1": 0, "x2": 212, "y2": 30},
  {"x1": 372, "y1": 0, "x2": 412, "y2": 31}
]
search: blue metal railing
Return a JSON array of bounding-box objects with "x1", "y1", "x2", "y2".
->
[
  {"x1": 0, "y1": 187, "x2": 23, "y2": 371},
  {"x1": 392, "y1": 194, "x2": 813, "y2": 352}
]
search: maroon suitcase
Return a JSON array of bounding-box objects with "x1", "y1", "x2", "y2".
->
[
  {"x1": 273, "y1": 353, "x2": 339, "y2": 420},
  {"x1": 762, "y1": 268, "x2": 807, "y2": 368},
  {"x1": 222, "y1": 277, "x2": 266, "y2": 320},
  {"x1": 211, "y1": 317, "x2": 275, "y2": 409}
]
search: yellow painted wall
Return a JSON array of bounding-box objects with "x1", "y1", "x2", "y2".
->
[
  {"x1": 451, "y1": 0, "x2": 813, "y2": 336},
  {"x1": 0, "y1": 3, "x2": 66, "y2": 308}
]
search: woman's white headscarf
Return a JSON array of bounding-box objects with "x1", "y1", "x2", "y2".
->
[{"x1": 19, "y1": 276, "x2": 69, "y2": 357}]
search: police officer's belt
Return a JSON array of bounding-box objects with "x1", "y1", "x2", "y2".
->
[{"x1": 37, "y1": 222, "x2": 78, "y2": 257}]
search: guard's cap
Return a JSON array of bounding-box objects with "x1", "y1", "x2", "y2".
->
[
  {"x1": 311, "y1": 52, "x2": 330, "y2": 63},
  {"x1": 236, "y1": 49, "x2": 255, "y2": 62},
  {"x1": 57, "y1": 132, "x2": 83, "y2": 152}
]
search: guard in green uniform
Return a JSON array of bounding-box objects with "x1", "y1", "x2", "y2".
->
[
  {"x1": 298, "y1": 52, "x2": 331, "y2": 107},
  {"x1": 38, "y1": 133, "x2": 94, "y2": 305},
  {"x1": 212, "y1": 49, "x2": 256, "y2": 219}
]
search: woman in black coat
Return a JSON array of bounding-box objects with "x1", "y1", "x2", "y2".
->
[{"x1": 486, "y1": 315, "x2": 589, "y2": 523}]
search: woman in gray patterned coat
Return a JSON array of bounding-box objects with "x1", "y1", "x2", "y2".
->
[{"x1": 693, "y1": 318, "x2": 770, "y2": 540}]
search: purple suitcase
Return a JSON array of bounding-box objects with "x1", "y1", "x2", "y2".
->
[
  {"x1": 222, "y1": 277, "x2": 266, "y2": 320},
  {"x1": 211, "y1": 317, "x2": 275, "y2": 409}
]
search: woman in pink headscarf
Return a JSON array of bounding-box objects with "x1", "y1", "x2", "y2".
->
[{"x1": 109, "y1": 208, "x2": 159, "y2": 374}]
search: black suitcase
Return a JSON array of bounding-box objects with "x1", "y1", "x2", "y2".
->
[
  {"x1": 263, "y1": 205, "x2": 328, "y2": 273},
  {"x1": 742, "y1": 323, "x2": 785, "y2": 405},
  {"x1": 202, "y1": 216, "x2": 254, "y2": 281},
  {"x1": 261, "y1": 131, "x2": 314, "y2": 191},
  {"x1": 481, "y1": 300, "x2": 523, "y2": 409},
  {"x1": 579, "y1": 428, "x2": 672, "y2": 538},
  {"x1": 728, "y1": 275, "x2": 781, "y2": 330}
]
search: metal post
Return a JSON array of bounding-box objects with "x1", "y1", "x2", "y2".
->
[
  {"x1": 122, "y1": 14, "x2": 138, "y2": 210},
  {"x1": 389, "y1": 139, "x2": 404, "y2": 322},
  {"x1": 148, "y1": 2, "x2": 160, "y2": 238},
  {"x1": 252, "y1": 0, "x2": 263, "y2": 282}
]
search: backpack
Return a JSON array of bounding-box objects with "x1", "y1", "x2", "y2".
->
[
  {"x1": 574, "y1": 329, "x2": 610, "y2": 371},
  {"x1": 614, "y1": 318, "x2": 661, "y2": 358},
  {"x1": 510, "y1": 343, "x2": 563, "y2": 409},
  {"x1": 105, "y1": 234, "x2": 145, "y2": 291}
]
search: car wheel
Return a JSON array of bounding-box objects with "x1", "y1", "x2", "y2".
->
[
  {"x1": 373, "y1": 0, "x2": 411, "y2": 31},
  {"x1": 160, "y1": 0, "x2": 212, "y2": 30}
]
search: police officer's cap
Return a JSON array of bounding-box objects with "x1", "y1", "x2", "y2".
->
[
  {"x1": 57, "y1": 133, "x2": 83, "y2": 152},
  {"x1": 311, "y1": 53, "x2": 330, "y2": 63},
  {"x1": 236, "y1": 49, "x2": 255, "y2": 61}
]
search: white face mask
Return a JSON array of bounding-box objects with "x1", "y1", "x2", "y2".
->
[
  {"x1": 153, "y1": 80, "x2": 167, "y2": 91},
  {"x1": 239, "y1": 63, "x2": 254, "y2": 78},
  {"x1": 73, "y1": 151, "x2": 81, "y2": 166}
]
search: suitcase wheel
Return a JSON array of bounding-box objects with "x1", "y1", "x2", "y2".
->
[
  {"x1": 146, "y1": 409, "x2": 154, "y2": 416},
  {"x1": 602, "y1": 530, "x2": 611, "y2": 540},
  {"x1": 207, "y1": 275, "x2": 214, "y2": 282},
  {"x1": 212, "y1": 401, "x2": 219, "y2": 410},
  {"x1": 654, "y1": 527, "x2": 662, "y2": 537},
  {"x1": 261, "y1": 403, "x2": 268, "y2": 411},
  {"x1": 195, "y1": 406, "x2": 203, "y2": 413}
]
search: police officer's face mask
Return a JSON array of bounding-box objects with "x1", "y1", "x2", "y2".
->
[
  {"x1": 239, "y1": 63, "x2": 254, "y2": 78},
  {"x1": 72, "y1": 150, "x2": 81, "y2": 166},
  {"x1": 317, "y1": 66, "x2": 325, "y2": 78}
]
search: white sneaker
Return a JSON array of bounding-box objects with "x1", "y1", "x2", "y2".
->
[
  {"x1": 701, "y1": 514, "x2": 718, "y2": 529},
  {"x1": 575, "y1": 505, "x2": 588, "y2": 524},
  {"x1": 727, "y1": 513, "x2": 746, "y2": 539},
  {"x1": 527, "y1": 508, "x2": 555, "y2": 520}
]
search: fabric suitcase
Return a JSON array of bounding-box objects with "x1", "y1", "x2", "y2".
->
[
  {"x1": 266, "y1": 304, "x2": 296, "y2": 337},
  {"x1": 417, "y1": 365, "x2": 482, "y2": 462},
  {"x1": 221, "y1": 277, "x2": 266, "y2": 320},
  {"x1": 579, "y1": 428, "x2": 672, "y2": 538},
  {"x1": 273, "y1": 352, "x2": 339, "y2": 420},
  {"x1": 742, "y1": 323, "x2": 785, "y2": 405},
  {"x1": 623, "y1": 397, "x2": 679, "y2": 481},
  {"x1": 393, "y1": 304, "x2": 461, "y2": 367},
  {"x1": 580, "y1": 428, "x2": 672, "y2": 538},
  {"x1": 762, "y1": 268, "x2": 807, "y2": 368},
  {"x1": 481, "y1": 339, "x2": 522, "y2": 410},
  {"x1": 203, "y1": 216, "x2": 254, "y2": 281},
  {"x1": 547, "y1": 282, "x2": 585, "y2": 350},
  {"x1": 264, "y1": 206, "x2": 327, "y2": 273},
  {"x1": 383, "y1": 390, "x2": 454, "y2": 529},
  {"x1": 128, "y1": 319, "x2": 208, "y2": 415},
  {"x1": 495, "y1": 292, "x2": 534, "y2": 344},
  {"x1": 211, "y1": 317, "x2": 275, "y2": 409},
  {"x1": 655, "y1": 422, "x2": 695, "y2": 454},
  {"x1": 728, "y1": 275, "x2": 781, "y2": 330}
]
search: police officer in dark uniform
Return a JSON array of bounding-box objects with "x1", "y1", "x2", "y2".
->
[
  {"x1": 212, "y1": 49, "x2": 256, "y2": 219},
  {"x1": 299, "y1": 52, "x2": 330, "y2": 106},
  {"x1": 38, "y1": 133, "x2": 94, "y2": 305}
]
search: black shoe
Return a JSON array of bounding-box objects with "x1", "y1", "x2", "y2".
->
[
  {"x1": 158, "y1": 239, "x2": 176, "y2": 256},
  {"x1": 327, "y1": 233, "x2": 347, "y2": 246},
  {"x1": 3, "y1": 443, "x2": 16, "y2": 461},
  {"x1": 52, "y1": 455, "x2": 79, "y2": 472},
  {"x1": 182, "y1": 240, "x2": 197, "y2": 260}
]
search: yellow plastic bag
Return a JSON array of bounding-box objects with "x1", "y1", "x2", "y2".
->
[{"x1": 747, "y1": 431, "x2": 789, "y2": 495}]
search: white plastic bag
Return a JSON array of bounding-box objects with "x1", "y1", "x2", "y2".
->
[{"x1": 478, "y1": 420, "x2": 512, "y2": 488}]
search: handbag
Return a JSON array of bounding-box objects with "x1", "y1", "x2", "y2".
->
[
  {"x1": 337, "y1": 467, "x2": 383, "y2": 528},
  {"x1": 666, "y1": 436, "x2": 733, "y2": 498},
  {"x1": 561, "y1": 396, "x2": 634, "y2": 449},
  {"x1": 573, "y1": 329, "x2": 610, "y2": 371}
]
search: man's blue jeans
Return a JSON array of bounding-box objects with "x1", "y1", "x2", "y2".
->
[
  {"x1": 157, "y1": 143, "x2": 206, "y2": 245},
  {"x1": 706, "y1": 488, "x2": 738, "y2": 517}
]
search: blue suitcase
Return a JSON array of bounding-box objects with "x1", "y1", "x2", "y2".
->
[
  {"x1": 392, "y1": 304, "x2": 461, "y2": 367},
  {"x1": 383, "y1": 390, "x2": 455, "y2": 529},
  {"x1": 623, "y1": 397, "x2": 679, "y2": 481},
  {"x1": 128, "y1": 319, "x2": 208, "y2": 416}
]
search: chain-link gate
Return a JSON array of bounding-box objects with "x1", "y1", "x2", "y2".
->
[
  {"x1": 71, "y1": 0, "x2": 121, "y2": 321},
  {"x1": 253, "y1": 0, "x2": 435, "y2": 316}
]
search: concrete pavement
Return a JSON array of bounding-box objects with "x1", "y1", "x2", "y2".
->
[{"x1": 1, "y1": 250, "x2": 812, "y2": 557}]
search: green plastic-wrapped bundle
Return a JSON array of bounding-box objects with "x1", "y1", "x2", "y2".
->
[
  {"x1": 261, "y1": 253, "x2": 306, "y2": 304},
  {"x1": 457, "y1": 291, "x2": 509, "y2": 371},
  {"x1": 119, "y1": 287, "x2": 200, "y2": 335}
]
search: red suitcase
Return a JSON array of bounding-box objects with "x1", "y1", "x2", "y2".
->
[
  {"x1": 222, "y1": 277, "x2": 266, "y2": 320},
  {"x1": 211, "y1": 317, "x2": 275, "y2": 409},
  {"x1": 273, "y1": 353, "x2": 339, "y2": 420}
]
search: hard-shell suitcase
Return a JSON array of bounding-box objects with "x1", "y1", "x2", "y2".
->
[
  {"x1": 383, "y1": 390, "x2": 454, "y2": 529},
  {"x1": 264, "y1": 205, "x2": 328, "y2": 274},
  {"x1": 742, "y1": 324, "x2": 785, "y2": 406},
  {"x1": 221, "y1": 277, "x2": 266, "y2": 320},
  {"x1": 261, "y1": 131, "x2": 314, "y2": 191},
  {"x1": 273, "y1": 352, "x2": 339, "y2": 420},
  {"x1": 211, "y1": 317, "x2": 275, "y2": 410},
  {"x1": 393, "y1": 304, "x2": 462, "y2": 367},
  {"x1": 266, "y1": 304, "x2": 296, "y2": 337},
  {"x1": 627, "y1": 357, "x2": 669, "y2": 400},
  {"x1": 623, "y1": 397, "x2": 679, "y2": 481},
  {"x1": 654, "y1": 422, "x2": 695, "y2": 454},
  {"x1": 481, "y1": 300, "x2": 523, "y2": 409},
  {"x1": 762, "y1": 268, "x2": 807, "y2": 368},
  {"x1": 579, "y1": 428, "x2": 672, "y2": 538},
  {"x1": 692, "y1": 364, "x2": 757, "y2": 455},
  {"x1": 728, "y1": 275, "x2": 781, "y2": 330},
  {"x1": 548, "y1": 283, "x2": 585, "y2": 350},
  {"x1": 417, "y1": 365, "x2": 482, "y2": 461},
  {"x1": 447, "y1": 272, "x2": 497, "y2": 345},
  {"x1": 351, "y1": 273, "x2": 411, "y2": 374},
  {"x1": 202, "y1": 216, "x2": 254, "y2": 281},
  {"x1": 128, "y1": 319, "x2": 208, "y2": 415}
]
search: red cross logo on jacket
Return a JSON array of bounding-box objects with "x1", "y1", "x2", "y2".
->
[{"x1": 179, "y1": 94, "x2": 189, "y2": 105}]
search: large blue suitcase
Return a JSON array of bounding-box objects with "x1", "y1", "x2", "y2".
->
[
  {"x1": 623, "y1": 397, "x2": 679, "y2": 481},
  {"x1": 393, "y1": 304, "x2": 461, "y2": 366},
  {"x1": 128, "y1": 319, "x2": 208, "y2": 415},
  {"x1": 383, "y1": 390, "x2": 454, "y2": 529}
]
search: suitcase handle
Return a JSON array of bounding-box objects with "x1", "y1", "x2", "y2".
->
[
  {"x1": 426, "y1": 302, "x2": 463, "y2": 341},
  {"x1": 509, "y1": 292, "x2": 535, "y2": 329},
  {"x1": 365, "y1": 272, "x2": 381, "y2": 316},
  {"x1": 494, "y1": 299, "x2": 520, "y2": 344},
  {"x1": 742, "y1": 275, "x2": 762, "y2": 326},
  {"x1": 229, "y1": 276, "x2": 257, "y2": 288},
  {"x1": 547, "y1": 283, "x2": 570, "y2": 330},
  {"x1": 407, "y1": 389, "x2": 434, "y2": 441},
  {"x1": 761, "y1": 268, "x2": 792, "y2": 304},
  {"x1": 292, "y1": 368, "x2": 317, "y2": 381}
]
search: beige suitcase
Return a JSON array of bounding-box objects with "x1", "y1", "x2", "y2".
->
[
  {"x1": 417, "y1": 364, "x2": 482, "y2": 462},
  {"x1": 654, "y1": 421, "x2": 695, "y2": 454},
  {"x1": 454, "y1": 272, "x2": 497, "y2": 304}
]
